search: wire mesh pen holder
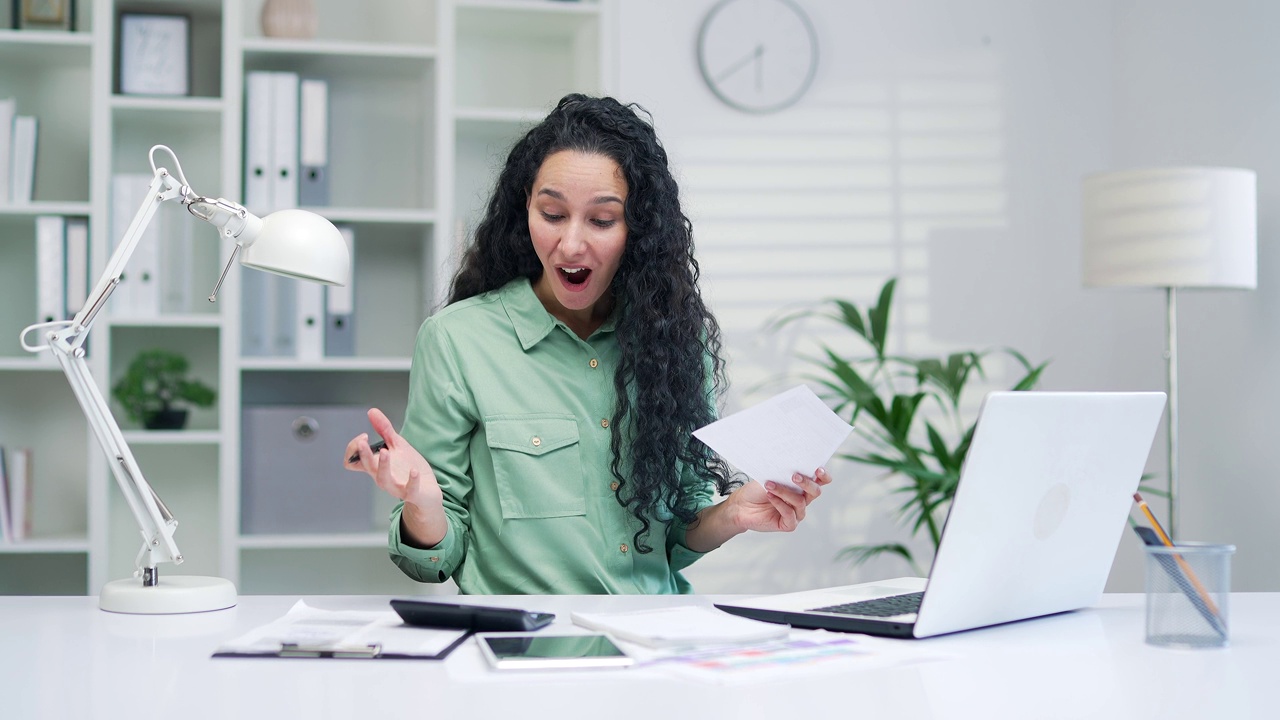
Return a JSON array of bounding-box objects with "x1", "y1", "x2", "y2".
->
[{"x1": 1144, "y1": 542, "x2": 1235, "y2": 649}]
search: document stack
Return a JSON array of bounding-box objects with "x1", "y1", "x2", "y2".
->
[
  {"x1": 108, "y1": 175, "x2": 193, "y2": 318},
  {"x1": 242, "y1": 70, "x2": 350, "y2": 359},
  {"x1": 34, "y1": 215, "x2": 90, "y2": 324}
]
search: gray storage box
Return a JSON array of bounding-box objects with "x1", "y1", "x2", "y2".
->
[{"x1": 241, "y1": 405, "x2": 376, "y2": 534}]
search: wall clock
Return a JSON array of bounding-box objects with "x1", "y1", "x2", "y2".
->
[{"x1": 697, "y1": 0, "x2": 819, "y2": 114}]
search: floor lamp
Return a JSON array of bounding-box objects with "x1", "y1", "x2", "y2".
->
[{"x1": 1082, "y1": 167, "x2": 1257, "y2": 540}]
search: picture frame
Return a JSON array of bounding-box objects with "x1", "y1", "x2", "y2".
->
[
  {"x1": 117, "y1": 11, "x2": 190, "y2": 96},
  {"x1": 15, "y1": 0, "x2": 76, "y2": 31}
]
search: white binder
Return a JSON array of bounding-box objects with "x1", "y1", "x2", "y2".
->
[
  {"x1": 324, "y1": 226, "x2": 356, "y2": 357},
  {"x1": 243, "y1": 71, "x2": 275, "y2": 213},
  {"x1": 64, "y1": 217, "x2": 89, "y2": 316},
  {"x1": 271, "y1": 72, "x2": 300, "y2": 210},
  {"x1": 35, "y1": 215, "x2": 65, "y2": 324},
  {"x1": 298, "y1": 78, "x2": 329, "y2": 206},
  {"x1": 9, "y1": 115, "x2": 36, "y2": 204},
  {"x1": 295, "y1": 281, "x2": 324, "y2": 362}
]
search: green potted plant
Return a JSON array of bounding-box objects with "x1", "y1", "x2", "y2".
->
[
  {"x1": 111, "y1": 349, "x2": 217, "y2": 430},
  {"x1": 774, "y1": 277, "x2": 1048, "y2": 573}
]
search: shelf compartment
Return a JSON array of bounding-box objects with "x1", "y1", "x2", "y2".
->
[
  {"x1": 109, "y1": 326, "x2": 221, "y2": 433},
  {"x1": 0, "y1": 552, "x2": 88, "y2": 595},
  {"x1": 0, "y1": 32, "x2": 92, "y2": 203},
  {"x1": 455, "y1": 1, "x2": 601, "y2": 110},
  {"x1": 241, "y1": 53, "x2": 436, "y2": 211},
  {"x1": 242, "y1": 0, "x2": 438, "y2": 46},
  {"x1": 121, "y1": 430, "x2": 224, "y2": 445}
]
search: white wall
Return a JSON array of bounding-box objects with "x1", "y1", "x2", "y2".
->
[{"x1": 618, "y1": 0, "x2": 1276, "y2": 594}]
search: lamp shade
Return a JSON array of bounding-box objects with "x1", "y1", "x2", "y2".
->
[
  {"x1": 1082, "y1": 167, "x2": 1256, "y2": 289},
  {"x1": 240, "y1": 208, "x2": 350, "y2": 286}
]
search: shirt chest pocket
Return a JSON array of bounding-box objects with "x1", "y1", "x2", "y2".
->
[{"x1": 484, "y1": 414, "x2": 586, "y2": 519}]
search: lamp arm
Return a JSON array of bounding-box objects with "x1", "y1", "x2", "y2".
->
[{"x1": 18, "y1": 167, "x2": 188, "y2": 577}]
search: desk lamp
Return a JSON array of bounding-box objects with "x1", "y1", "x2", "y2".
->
[
  {"x1": 20, "y1": 145, "x2": 350, "y2": 614},
  {"x1": 1082, "y1": 166, "x2": 1256, "y2": 540}
]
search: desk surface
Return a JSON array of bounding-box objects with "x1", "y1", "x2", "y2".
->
[{"x1": 1, "y1": 593, "x2": 1273, "y2": 720}]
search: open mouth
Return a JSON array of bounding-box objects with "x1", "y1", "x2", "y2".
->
[{"x1": 559, "y1": 267, "x2": 591, "y2": 287}]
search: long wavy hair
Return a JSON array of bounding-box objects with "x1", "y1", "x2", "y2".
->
[{"x1": 450, "y1": 94, "x2": 739, "y2": 552}]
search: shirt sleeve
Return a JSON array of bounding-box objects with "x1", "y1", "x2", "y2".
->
[
  {"x1": 665, "y1": 460, "x2": 718, "y2": 573},
  {"x1": 664, "y1": 348, "x2": 726, "y2": 572},
  {"x1": 388, "y1": 316, "x2": 476, "y2": 583}
]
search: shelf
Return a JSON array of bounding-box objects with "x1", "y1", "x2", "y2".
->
[
  {"x1": 0, "y1": 357, "x2": 61, "y2": 371},
  {"x1": 0, "y1": 202, "x2": 92, "y2": 218},
  {"x1": 457, "y1": 0, "x2": 601, "y2": 18},
  {"x1": 240, "y1": 357, "x2": 412, "y2": 372},
  {"x1": 121, "y1": 430, "x2": 224, "y2": 445},
  {"x1": 0, "y1": 537, "x2": 90, "y2": 555},
  {"x1": 309, "y1": 207, "x2": 437, "y2": 225},
  {"x1": 110, "y1": 96, "x2": 225, "y2": 115},
  {"x1": 242, "y1": 37, "x2": 436, "y2": 60},
  {"x1": 0, "y1": 31, "x2": 92, "y2": 67},
  {"x1": 239, "y1": 532, "x2": 387, "y2": 550},
  {"x1": 108, "y1": 314, "x2": 222, "y2": 328},
  {"x1": 455, "y1": 106, "x2": 546, "y2": 125}
]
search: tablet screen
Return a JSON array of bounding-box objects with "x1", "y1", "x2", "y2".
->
[{"x1": 478, "y1": 633, "x2": 633, "y2": 669}]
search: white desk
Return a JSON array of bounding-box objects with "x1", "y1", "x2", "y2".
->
[{"x1": 1, "y1": 593, "x2": 1273, "y2": 719}]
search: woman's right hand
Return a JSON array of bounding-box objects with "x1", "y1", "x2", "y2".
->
[{"x1": 343, "y1": 407, "x2": 447, "y2": 546}]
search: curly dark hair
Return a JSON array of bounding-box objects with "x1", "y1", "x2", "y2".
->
[{"x1": 449, "y1": 93, "x2": 740, "y2": 553}]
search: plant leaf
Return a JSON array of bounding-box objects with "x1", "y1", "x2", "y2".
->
[
  {"x1": 835, "y1": 542, "x2": 920, "y2": 575},
  {"x1": 866, "y1": 278, "x2": 896, "y2": 359}
]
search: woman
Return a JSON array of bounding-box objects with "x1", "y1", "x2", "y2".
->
[{"x1": 345, "y1": 94, "x2": 831, "y2": 594}]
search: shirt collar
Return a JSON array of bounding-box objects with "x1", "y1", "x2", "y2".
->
[{"x1": 499, "y1": 277, "x2": 618, "y2": 350}]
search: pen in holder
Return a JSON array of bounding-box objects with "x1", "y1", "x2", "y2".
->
[{"x1": 1132, "y1": 492, "x2": 1233, "y2": 648}]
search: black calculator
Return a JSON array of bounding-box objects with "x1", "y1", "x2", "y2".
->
[{"x1": 390, "y1": 599, "x2": 556, "y2": 632}]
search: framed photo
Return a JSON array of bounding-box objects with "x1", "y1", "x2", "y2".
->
[
  {"x1": 16, "y1": 0, "x2": 76, "y2": 30},
  {"x1": 117, "y1": 12, "x2": 190, "y2": 96}
]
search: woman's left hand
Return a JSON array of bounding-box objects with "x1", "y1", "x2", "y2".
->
[{"x1": 730, "y1": 468, "x2": 833, "y2": 533}]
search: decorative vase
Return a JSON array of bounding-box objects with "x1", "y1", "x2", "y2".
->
[
  {"x1": 143, "y1": 408, "x2": 189, "y2": 431},
  {"x1": 260, "y1": 0, "x2": 318, "y2": 40}
]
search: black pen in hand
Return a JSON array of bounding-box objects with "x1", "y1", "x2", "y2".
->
[{"x1": 348, "y1": 439, "x2": 387, "y2": 465}]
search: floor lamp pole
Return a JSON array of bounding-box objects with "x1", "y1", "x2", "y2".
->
[{"x1": 1165, "y1": 286, "x2": 1179, "y2": 541}]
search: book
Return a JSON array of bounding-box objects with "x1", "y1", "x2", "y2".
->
[{"x1": 570, "y1": 605, "x2": 790, "y2": 649}]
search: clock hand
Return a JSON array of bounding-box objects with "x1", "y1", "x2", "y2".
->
[{"x1": 715, "y1": 44, "x2": 765, "y2": 84}]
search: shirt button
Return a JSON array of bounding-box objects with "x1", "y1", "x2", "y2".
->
[
  {"x1": 531, "y1": 436, "x2": 541, "y2": 447},
  {"x1": 620, "y1": 544, "x2": 629, "y2": 554},
  {"x1": 589, "y1": 358, "x2": 598, "y2": 369},
  {"x1": 610, "y1": 481, "x2": 619, "y2": 491},
  {"x1": 429, "y1": 556, "x2": 440, "y2": 563},
  {"x1": 600, "y1": 419, "x2": 609, "y2": 429}
]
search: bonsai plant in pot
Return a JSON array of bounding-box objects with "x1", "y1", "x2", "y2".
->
[{"x1": 112, "y1": 349, "x2": 217, "y2": 430}]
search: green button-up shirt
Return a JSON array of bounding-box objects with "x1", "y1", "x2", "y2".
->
[{"x1": 388, "y1": 278, "x2": 716, "y2": 594}]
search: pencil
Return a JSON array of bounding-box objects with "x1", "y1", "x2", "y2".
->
[{"x1": 1133, "y1": 492, "x2": 1223, "y2": 619}]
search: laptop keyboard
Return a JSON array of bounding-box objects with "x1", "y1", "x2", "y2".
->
[{"x1": 810, "y1": 591, "x2": 924, "y2": 618}]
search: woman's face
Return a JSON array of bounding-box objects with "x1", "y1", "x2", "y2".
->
[{"x1": 527, "y1": 150, "x2": 629, "y2": 322}]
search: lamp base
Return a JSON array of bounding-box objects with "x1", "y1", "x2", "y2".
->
[{"x1": 100, "y1": 575, "x2": 237, "y2": 615}]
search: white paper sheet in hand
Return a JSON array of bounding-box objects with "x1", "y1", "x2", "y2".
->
[{"x1": 693, "y1": 385, "x2": 853, "y2": 491}]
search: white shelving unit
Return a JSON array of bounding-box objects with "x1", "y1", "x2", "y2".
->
[{"x1": 0, "y1": 0, "x2": 614, "y2": 597}]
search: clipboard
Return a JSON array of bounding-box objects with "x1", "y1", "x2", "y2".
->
[
  {"x1": 210, "y1": 599, "x2": 472, "y2": 661},
  {"x1": 212, "y1": 632, "x2": 470, "y2": 661}
]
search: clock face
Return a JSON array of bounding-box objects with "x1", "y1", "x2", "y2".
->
[{"x1": 697, "y1": 0, "x2": 819, "y2": 114}]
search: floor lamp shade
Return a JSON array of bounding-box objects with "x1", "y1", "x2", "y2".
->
[{"x1": 1082, "y1": 167, "x2": 1256, "y2": 289}]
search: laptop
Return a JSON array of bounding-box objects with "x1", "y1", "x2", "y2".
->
[{"x1": 716, "y1": 391, "x2": 1167, "y2": 639}]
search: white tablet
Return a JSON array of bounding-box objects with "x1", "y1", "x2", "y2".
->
[{"x1": 475, "y1": 632, "x2": 634, "y2": 670}]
